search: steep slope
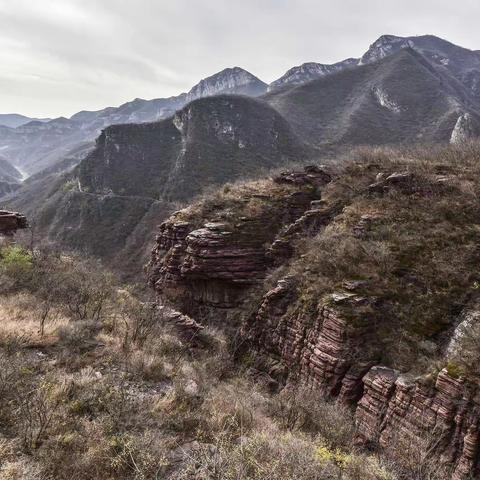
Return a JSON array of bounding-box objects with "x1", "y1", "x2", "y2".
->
[
  {"x1": 0, "y1": 155, "x2": 22, "y2": 197},
  {"x1": 360, "y1": 34, "x2": 480, "y2": 101},
  {"x1": 266, "y1": 48, "x2": 480, "y2": 149},
  {"x1": 0, "y1": 67, "x2": 267, "y2": 175},
  {"x1": 148, "y1": 143, "x2": 480, "y2": 479},
  {"x1": 5, "y1": 95, "x2": 306, "y2": 276}
]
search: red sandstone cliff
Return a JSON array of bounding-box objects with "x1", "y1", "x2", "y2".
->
[
  {"x1": 148, "y1": 158, "x2": 480, "y2": 478},
  {"x1": 0, "y1": 210, "x2": 27, "y2": 236}
]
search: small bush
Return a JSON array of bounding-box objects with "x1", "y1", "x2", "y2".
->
[{"x1": 0, "y1": 246, "x2": 32, "y2": 271}]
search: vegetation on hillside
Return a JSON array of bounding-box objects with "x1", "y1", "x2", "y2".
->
[
  {"x1": 171, "y1": 142, "x2": 480, "y2": 374},
  {"x1": 3, "y1": 142, "x2": 480, "y2": 478},
  {"x1": 0, "y1": 246, "x2": 429, "y2": 479}
]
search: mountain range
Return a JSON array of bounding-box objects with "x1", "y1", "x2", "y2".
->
[
  {"x1": 0, "y1": 113, "x2": 51, "y2": 128},
  {"x1": 3, "y1": 33, "x2": 480, "y2": 276},
  {"x1": 3, "y1": 34, "x2": 480, "y2": 178},
  {"x1": 0, "y1": 67, "x2": 267, "y2": 176}
]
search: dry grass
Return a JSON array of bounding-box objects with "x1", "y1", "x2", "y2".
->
[
  {"x1": 5, "y1": 143, "x2": 478, "y2": 478},
  {"x1": 0, "y1": 293, "x2": 69, "y2": 348},
  {"x1": 0, "y1": 248, "x2": 404, "y2": 480},
  {"x1": 272, "y1": 142, "x2": 480, "y2": 371}
]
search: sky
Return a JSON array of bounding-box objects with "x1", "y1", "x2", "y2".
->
[{"x1": 1, "y1": 0, "x2": 480, "y2": 118}]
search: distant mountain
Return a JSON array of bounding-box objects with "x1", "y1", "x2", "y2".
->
[
  {"x1": 0, "y1": 113, "x2": 50, "y2": 128},
  {"x1": 0, "y1": 67, "x2": 267, "y2": 175},
  {"x1": 268, "y1": 58, "x2": 359, "y2": 91},
  {"x1": 269, "y1": 34, "x2": 480, "y2": 100},
  {"x1": 185, "y1": 67, "x2": 267, "y2": 101},
  {"x1": 360, "y1": 35, "x2": 480, "y2": 101},
  {"x1": 265, "y1": 48, "x2": 480, "y2": 148}
]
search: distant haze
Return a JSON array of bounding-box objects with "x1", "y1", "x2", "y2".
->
[{"x1": 1, "y1": 0, "x2": 480, "y2": 118}]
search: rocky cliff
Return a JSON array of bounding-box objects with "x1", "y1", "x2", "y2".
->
[
  {"x1": 148, "y1": 144, "x2": 480, "y2": 478},
  {"x1": 0, "y1": 210, "x2": 27, "y2": 237}
]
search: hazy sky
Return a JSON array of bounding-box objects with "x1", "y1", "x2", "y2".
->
[{"x1": 1, "y1": 0, "x2": 480, "y2": 118}]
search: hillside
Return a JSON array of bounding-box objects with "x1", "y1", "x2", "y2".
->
[
  {"x1": 148, "y1": 142, "x2": 480, "y2": 479},
  {"x1": 5, "y1": 95, "x2": 306, "y2": 276},
  {"x1": 0, "y1": 68, "x2": 267, "y2": 175},
  {"x1": 265, "y1": 48, "x2": 480, "y2": 149},
  {"x1": 0, "y1": 156, "x2": 22, "y2": 197}
]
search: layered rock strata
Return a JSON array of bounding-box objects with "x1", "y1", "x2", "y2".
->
[
  {"x1": 148, "y1": 166, "x2": 333, "y2": 310},
  {"x1": 246, "y1": 278, "x2": 480, "y2": 478},
  {"x1": 148, "y1": 165, "x2": 480, "y2": 478},
  {"x1": 0, "y1": 210, "x2": 27, "y2": 235}
]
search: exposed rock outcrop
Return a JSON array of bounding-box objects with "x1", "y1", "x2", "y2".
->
[
  {"x1": 148, "y1": 166, "x2": 332, "y2": 310},
  {"x1": 356, "y1": 367, "x2": 480, "y2": 480},
  {"x1": 246, "y1": 280, "x2": 480, "y2": 478},
  {"x1": 149, "y1": 159, "x2": 480, "y2": 478},
  {"x1": 0, "y1": 210, "x2": 27, "y2": 235},
  {"x1": 450, "y1": 113, "x2": 480, "y2": 144}
]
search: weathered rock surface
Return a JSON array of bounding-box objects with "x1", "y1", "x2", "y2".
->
[
  {"x1": 149, "y1": 220, "x2": 268, "y2": 308},
  {"x1": 148, "y1": 163, "x2": 480, "y2": 478},
  {"x1": 148, "y1": 166, "x2": 332, "y2": 310},
  {"x1": 244, "y1": 278, "x2": 480, "y2": 477},
  {"x1": 245, "y1": 281, "x2": 374, "y2": 395},
  {"x1": 356, "y1": 367, "x2": 480, "y2": 479},
  {"x1": 0, "y1": 210, "x2": 27, "y2": 235}
]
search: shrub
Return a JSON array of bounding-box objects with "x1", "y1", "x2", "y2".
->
[{"x1": 0, "y1": 246, "x2": 32, "y2": 271}]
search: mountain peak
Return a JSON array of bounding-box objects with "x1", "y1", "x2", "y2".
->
[
  {"x1": 268, "y1": 58, "x2": 359, "y2": 92},
  {"x1": 186, "y1": 67, "x2": 267, "y2": 102},
  {"x1": 360, "y1": 34, "x2": 413, "y2": 65}
]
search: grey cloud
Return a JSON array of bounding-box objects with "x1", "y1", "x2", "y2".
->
[{"x1": 1, "y1": 0, "x2": 480, "y2": 117}]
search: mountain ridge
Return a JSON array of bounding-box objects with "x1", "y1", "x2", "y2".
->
[
  {"x1": 0, "y1": 67, "x2": 268, "y2": 175},
  {"x1": 3, "y1": 33, "x2": 480, "y2": 176}
]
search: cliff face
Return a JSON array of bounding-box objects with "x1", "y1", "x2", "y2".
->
[
  {"x1": 0, "y1": 210, "x2": 27, "y2": 236},
  {"x1": 148, "y1": 166, "x2": 330, "y2": 312},
  {"x1": 148, "y1": 146, "x2": 480, "y2": 478}
]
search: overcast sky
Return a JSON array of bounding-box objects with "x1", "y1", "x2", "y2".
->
[{"x1": 1, "y1": 0, "x2": 480, "y2": 118}]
